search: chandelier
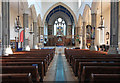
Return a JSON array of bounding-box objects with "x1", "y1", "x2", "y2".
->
[
  {"x1": 98, "y1": 0, "x2": 105, "y2": 30},
  {"x1": 14, "y1": 0, "x2": 22, "y2": 32}
]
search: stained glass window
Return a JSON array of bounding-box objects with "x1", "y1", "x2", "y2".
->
[{"x1": 54, "y1": 18, "x2": 66, "y2": 36}]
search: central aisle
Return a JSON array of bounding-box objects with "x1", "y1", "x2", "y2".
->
[
  {"x1": 44, "y1": 47, "x2": 78, "y2": 82},
  {"x1": 56, "y1": 53, "x2": 65, "y2": 81}
]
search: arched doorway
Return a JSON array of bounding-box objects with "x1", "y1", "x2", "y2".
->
[{"x1": 44, "y1": 4, "x2": 76, "y2": 46}]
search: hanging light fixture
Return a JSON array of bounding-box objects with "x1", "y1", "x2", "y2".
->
[
  {"x1": 98, "y1": 0, "x2": 105, "y2": 30},
  {"x1": 29, "y1": 9, "x2": 34, "y2": 34},
  {"x1": 14, "y1": 0, "x2": 22, "y2": 32}
]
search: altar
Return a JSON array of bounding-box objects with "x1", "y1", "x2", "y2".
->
[{"x1": 56, "y1": 36, "x2": 64, "y2": 46}]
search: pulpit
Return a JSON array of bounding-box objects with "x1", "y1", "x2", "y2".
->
[{"x1": 56, "y1": 36, "x2": 64, "y2": 46}]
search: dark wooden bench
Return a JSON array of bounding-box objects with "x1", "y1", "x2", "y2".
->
[
  {"x1": 13, "y1": 50, "x2": 55, "y2": 62},
  {"x1": 71, "y1": 55, "x2": 120, "y2": 69},
  {"x1": 1, "y1": 57, "x2": 48, "y2": 68},
  {"x1": 90, "y1": 74, "x2": 120, "y2": 83},
  {"x1": 1, "y1": 62, "x2": 44, "y2": 81},
  {"x1": 1, "y1": 66, "x2": 40, "y2": 82},
  {"x1": 0, "y1": 73, "x2": 33, "y2": 83},
  {"x1": 81, "y1": 66, "x2": 120, "y2": 83},
  {"x1": 78, "y1": 62, "x2": 120, "y2": 81},
  {"x1": 8, "y1": 54, "x2": 52, "y2": 64},
  {"x1": 1, "y1": 56, "x2": 49, "y2": 66},
  {"x1": 1, "y1": 58, "x2": 47, "y2": 75},
  {"x1": 74, "y1": 58, "x2": 120, "y2": 76},
  {"x1": 65, "y1": 49, "x2": 108, "y2": 63},
  {"x1": 70, "y1": 54, "x2": 120, "y2": 66},
  {"x1": 68, "y1": 52, "x2": 120, "y2": 66}
]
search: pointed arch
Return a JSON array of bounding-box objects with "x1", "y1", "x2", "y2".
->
[
  {"x1": 77, "y1": 14, "x2": 83, "y2": 27},
  {"x1": 83, "y1": 4, "x2": 91, "y2": 22},
  {"x1": 30, "y1": 5, "x2": 37, "y2": 22},
  {"x1": 42, "y1": 2, "x2": 77, "y2": 27},
  {"x1": 37, "y1": 14, "x2": 41, "y2": 27}
]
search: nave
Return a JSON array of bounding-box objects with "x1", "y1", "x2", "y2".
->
[
  {"x1": 44, "y1": 48, "x2": 78, "y2": 82},
  {"x1": 1, "y1": 47, "x2": 120, "y2": 83},
  {"x1": 0, "y1": 0, "x2": 120, "y2": 83}
]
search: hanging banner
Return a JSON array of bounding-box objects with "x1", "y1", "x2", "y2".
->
[
  {"x1": 20, "y1": 30, "x2": 24, "y2": 42},
  {"x1": 91, "y1": 27, "x2": 95, "y2": 39}
]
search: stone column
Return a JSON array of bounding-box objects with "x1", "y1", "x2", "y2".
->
[
  {"x1": 0, "y1": 16, "x2": 1, "y2": 56},
  {"x1": 23, "y1": 13, "x2": 28, "y2": 50},
  {"x1": 108, "y1": 1, "x2": 119, "y2": 54},
  {"x1": 33, "y1": 22, "x2": 38, "y2": 49},
  {"x1": 90, "y1": 13, "x2": 97, "y2": 51},
  {"x1": 0, "y1": 16, "x2": 1, "y2": 41},
  {"x1": 75, "y1": 27, "x2": 79, "y2": 47},
  {"x1": 40, "y1": 27, "x2": 44, "y2": 35},
  {"x1": 40, "y1": 27, "x2": 44, "y2": 47},
  {"x1": 38, "y1": 27, "x2": 40, "y2": 43},
  {"x1": 2, "y1": 1, "x2": 10, "y2": 55},
  {"x1": 82, "y1": 22, "x2": 86, "y2": 49},
  {"x1": 67, "y1": 25, "x2": 72, "y2": 36}
]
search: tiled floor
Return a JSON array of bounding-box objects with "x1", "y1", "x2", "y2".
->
[{"x1": 43, "y1": 47, "x2": 78, "y2": 82}]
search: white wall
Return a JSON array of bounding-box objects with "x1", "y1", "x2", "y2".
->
[
  {"x1": 10, "y1": 6, "x2": 23, "y2": 40},
  {"x1": 96, "y1": 3, "x2": 110, "y2": 46},
  {"x1": 34, "y1": 2, "x2": 78, "y2": 21}
]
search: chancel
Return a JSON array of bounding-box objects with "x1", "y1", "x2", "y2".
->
[{"x1": 0, "y1": 0, "x2": 120, "y2": 83}]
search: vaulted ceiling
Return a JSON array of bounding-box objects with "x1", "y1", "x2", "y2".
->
[{"x1": 46, "y1": 5, "x2": 74, "y2": 23}]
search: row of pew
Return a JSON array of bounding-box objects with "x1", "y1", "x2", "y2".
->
[
  {"x1": 0, "y1": 48, "x2": 55, "y2": 83},
  {"x1": 65, "y1": 48, "x2": 120, "y2": 83}
]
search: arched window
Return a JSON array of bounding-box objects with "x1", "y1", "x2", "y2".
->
[{"x1": 54, "y1": 18, "x2": 66, "y2": 36}]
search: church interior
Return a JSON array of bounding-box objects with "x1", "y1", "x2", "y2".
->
[{"x1": 0, "y1": 0, "x2": 120, "y2": 82}]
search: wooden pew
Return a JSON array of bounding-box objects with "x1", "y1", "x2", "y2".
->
[
  {"x1": 73, "y1": 58, "x2": 120, "y2": 76},
  {"x1": 65, "y1": 49, "x2": 108, "y2": 63},
  {"x1": 1, "y1": 56, "x2": 49, "y2": 66},
  {"x1": 8, "y1": 54, "x2": 52, "y2": 64},
  {"x1": 1, "y1": 66, "x2": 40, "y2": 82},
  {"x1": 71, "y1": 55, "x2": 120, "y2": 68},
  {"x1": 0, "y1": 74, "x2": 33, "y2": 83},
  {"x1": 1, "y1": 57, "x2": 48, "y2": 67},
  {"x1": 70, "y1": 54, "x2": 120, "y2": 66},
  {"x1": 1, "y1": 62, "x2": 44, "y2": 81},
  {"x1": 90, "y1": 74, "x2": 120, "y2": 83},
  {"x1": 65, "y1": 49, "x2": 120, "y2": 83},
  {"x1": 78, "y1": 62, "x2": 120, "y2": 81},
  {"x1": 1, "y1": 58, "x2": 47, "y2": 75},
  {"x1": 81, "y1": 66, "x2": 120, "y2": 83},
  {"x1": 13, "y1": 49, "x2": 55, "y2": 62},
  {"x1": 67, "y1": 51, "x2": 120, "y2": 66}
]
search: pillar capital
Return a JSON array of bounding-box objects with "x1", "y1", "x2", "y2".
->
[
  {"x1": 83, "y1": 21, "x2": 86, "y2": 24},
  {"x1": 91, "y1": 13, "x2": 97, "y2": 15}
]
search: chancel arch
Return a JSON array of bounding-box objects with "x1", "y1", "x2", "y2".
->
[
  {"x1": 43, "y1": 2, "x2": 77, "y2": 27},
  {"x1": 43, "y1": 3, "x2": 77, "y2": 46}
]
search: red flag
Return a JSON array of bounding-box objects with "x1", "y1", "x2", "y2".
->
[{"x1": 20, "y1": 30, "x2": 24, "y2": 42}]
